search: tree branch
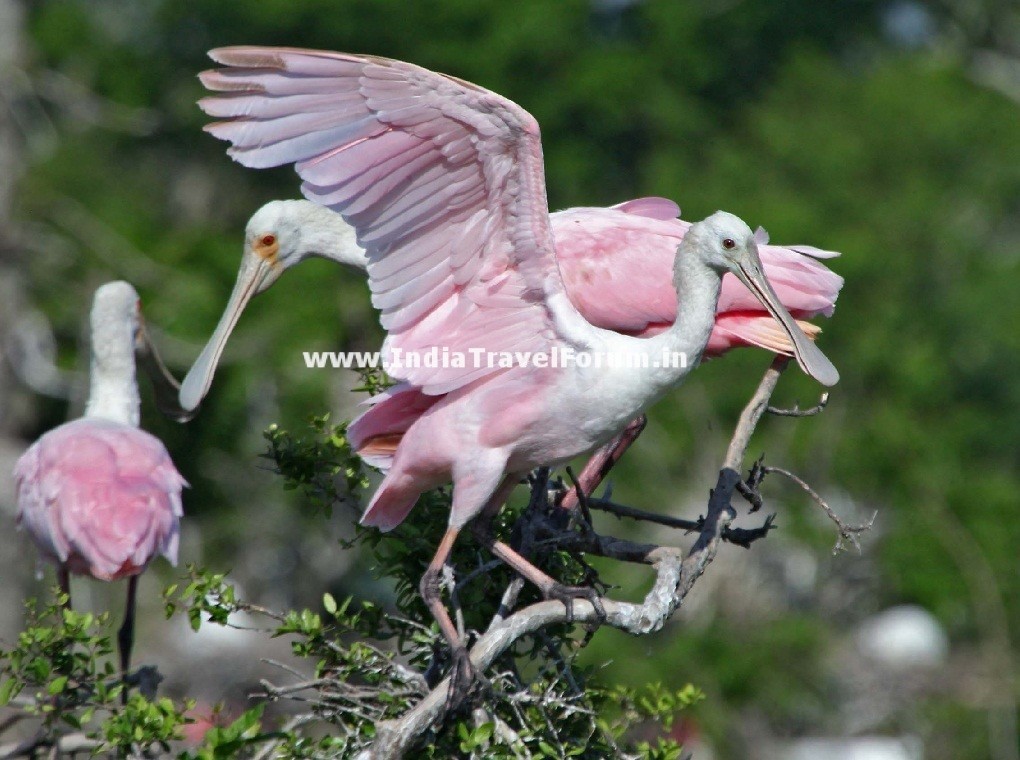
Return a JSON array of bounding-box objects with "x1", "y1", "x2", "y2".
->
[{"x1": 762, "y1": 465, "x2": 876, "y2": 553}]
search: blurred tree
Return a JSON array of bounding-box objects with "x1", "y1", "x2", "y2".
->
[{"x1": 1, "y1": 1, "x2": 1017, "y2": 758}]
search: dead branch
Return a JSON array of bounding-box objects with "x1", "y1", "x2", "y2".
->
[
  {"x1": 762, "y1": 465, "x2": 877, "y2": 553},
  {"x1": 766, "y1": 392, "x2": 829, "y2": 417}
]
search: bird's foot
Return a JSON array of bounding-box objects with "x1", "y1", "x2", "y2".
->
[
  {"x1": 122, "y1": 665, "x2": 163, "y2": 701},
  {"x1": 443, "y1": 646, "x2": 483, "y2": 715},
  {"x1": 545, "y1": 582, "x2": 606, "y2": 627}
]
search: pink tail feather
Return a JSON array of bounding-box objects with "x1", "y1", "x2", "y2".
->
[
  {"x1": 359, "y1": 474, "x2": 421, "y2": 532},
  {"x1": 348, "y1": 383, "x2": 440, "y2": 470}
]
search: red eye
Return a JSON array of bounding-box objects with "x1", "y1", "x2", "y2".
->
[
  {"x1": 722, "y1": 238, "x2": 736, "y2": 250},
  {"x1": 260, "y1": 234, "x2": 277, "y2": 247}
]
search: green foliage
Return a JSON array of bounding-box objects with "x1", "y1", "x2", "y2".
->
[
  {"x1": 0, "y1": 597, "x2": 193, "y2": 755},
  {"x1": 0, "y1": 596, "x2": 115, "y2": 711},
  {"x1": 102, "y1": 695, "x2": 192, "y2": 754},
  {"x1": 163, "y1": 567, "x2": 243, "y2": 631},
  {"x1": 264, "y1": 415, "x2": 370, "y2": 519},
  {"x1": 180, "y1": 706, "x2": 273, "y2": 760}
]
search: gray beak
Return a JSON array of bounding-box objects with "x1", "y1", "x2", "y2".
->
[
  {"x1": 179, "y1": 251, "x2": 274, "y2": 412},
  {"x1": 734, "y1": 246, "x2": 840, "y2": 387}
]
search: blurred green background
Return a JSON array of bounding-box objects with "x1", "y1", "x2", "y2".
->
[{"x1": 0, "y1": 0, "x2": 1017, "y2": 757}]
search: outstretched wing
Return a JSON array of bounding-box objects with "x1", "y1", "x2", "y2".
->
[{"x1": 200, "y1": 47, "x2": 565, "y2": 394}]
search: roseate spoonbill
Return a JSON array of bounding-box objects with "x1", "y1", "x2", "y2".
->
[
  {"x1": 13, "y1": 281, "x2": 188, "y2": 683},
  {"x1": 189, "y1": 47, "x2": 839, "y2": 688},
  {"x1": 178, "y1": 197, "x2": 842, "y2": 411}
]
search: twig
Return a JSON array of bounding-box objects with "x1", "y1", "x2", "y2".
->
[
  {"x1": 488, "y1": 577, "x2": 526, "y2": 630},
  {"x1": 766, "y1": 392, "x2": 829, "y2": 417},
  {"x1": 586, "y1": 496, "x2": 776, "y2": 547},
  {"x1": 762, "y1": 466, "x2": 876, "y2": 553}
]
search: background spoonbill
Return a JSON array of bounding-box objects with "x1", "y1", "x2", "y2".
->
[
  {"x1": 13, "y1": 281, "x2": 188, "y2": 684},
  {"x1": 188, "y1": 47, "x2": 838, "y2": 690},
  {"x1": 179, "y1": 197, "x2": 842, "y2": 412}
]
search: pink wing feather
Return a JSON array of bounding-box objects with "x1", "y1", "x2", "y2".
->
[
  {"x1": 14, "y1": 418, "x2": 186, "y2": 581},
  {"x1": 200, "y1": 47, "x2": 566, "y2": 395}
]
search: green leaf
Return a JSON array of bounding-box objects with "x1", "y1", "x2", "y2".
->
[
  {"x1": 323, "y1": 593, "x2": 338, "y2": 615},
  {"x1": 0, "y1": 678, "x2": 19, "y2": 706}
]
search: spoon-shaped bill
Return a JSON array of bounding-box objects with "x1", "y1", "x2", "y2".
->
[
  {"x1": 135, "y1": 318, "x2": 194, "y2": 422},
  {"x1": 733, "y1": 251, "x2": 840, "y2": 387},
  {"x1": 179, "y1": 253, "x2": 275, "y2": 412}
]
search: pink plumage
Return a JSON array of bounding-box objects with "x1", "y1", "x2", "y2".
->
[
  {"x1": 194, "y1": 48, "x2": 842, "y2": 686},
  {"x1": 14, "y1": 417, "x2": 184, "y2": 581},
  {"x1": 550, "y1": 201, "x2": 842, "y2": 354},
  {"x1": 197, "y1": 47, "x2": 842, "y2": 533},
  {"x1": 12, "y1": 280, "x2": 188, "y2": 680}
]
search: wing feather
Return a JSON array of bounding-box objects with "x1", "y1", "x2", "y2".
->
[{"x1": 201, "y1": 46, "x2": 562, "y2": 393}]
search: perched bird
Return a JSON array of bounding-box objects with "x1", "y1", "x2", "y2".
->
[
  {"x1": 14, "y1": 281, "x2": 187, "y2": 681},
  {"x1": 178, "y1": 196, "x2": 842, "y2": 411},
  {"x1": 188, "y1": 47, "x2": 839, "y2": 689}
]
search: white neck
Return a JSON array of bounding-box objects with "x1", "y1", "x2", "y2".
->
[
  {"x1": 564, "y1": 242, "x2": 721, "y2": 401},
  {"x1": 84, "y1": 315, "x2": 140, "y2": 427},
  {"x1": 292, "y1": 200, "x2": 367, "y2": 272},
  {"x1": 646, "y1": 250, "x2": 721, "y2": 391}
]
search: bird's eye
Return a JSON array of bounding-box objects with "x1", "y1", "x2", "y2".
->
[
  {"x1": 722, "y1": 238, "x2": 736, "y2": 250},
  {"x1": 260, "y1": 234, "x2": 277, "y2": 247}
]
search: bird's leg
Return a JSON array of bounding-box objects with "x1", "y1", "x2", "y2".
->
[
  {"x1": 420, "y1": 527, "x2": 464, "y2": 651},
  {"x1": 419, "y1": 526, "x2": 477, "y2": 711},
  {"x1": 57, "y1": 567, "x2": 71, "y2": 610},
  {"x1": 558, "y1": 415, "x2": 647, "y2": 512},
  {"x1": 478, "y1": 533, "x2": 606, "y2": 626},
  {"x1": 117, "y1": 575, "x2": 139, "y2": 704},
  {"x1": 473, "y1": 475, "x2": 607, "y2": 627}
]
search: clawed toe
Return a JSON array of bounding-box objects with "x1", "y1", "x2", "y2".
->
[
  {"x1": 546, "y1": 582, "x2": 606, "y2": 626},
  {"x1": 444, "y1": 646, "x2": 481, "y2": 714}
]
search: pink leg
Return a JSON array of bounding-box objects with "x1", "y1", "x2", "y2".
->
[
  {"x1": 559, "y1": 415, "x2": 647, "y2": 512},
  {"x1": 471, "y1": 475, "x2": 607, "y2": 623},
  {"x1": 421, "y1": 471, "x2": 517, "y2": 707},
  {"x1": 484, "y1": 538, "x2": 604, "y2": 622},
  {"x1": 419, "y1": 526, "x2": 466, "y2": 653}
]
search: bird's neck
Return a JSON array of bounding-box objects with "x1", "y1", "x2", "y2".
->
[
  {"x1": 294, "y1": 201, "x2": 367, "y2": 272},
  {"x1": 630, "y1": 252, "x2": 721, "y2": 397},
  {"x1": 665, "y1": 251, "x2": 723, "y2": 361},
  {"x1": 84, "y1": 336, "x2": 140, "y2": 427},
  {"x1": 581, "y1": 251, "x2": 721, "y2": 427}
]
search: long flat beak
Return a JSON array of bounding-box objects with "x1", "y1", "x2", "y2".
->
[
  {"x1": 135, "y1": 319, "x2": 194, "y2": 422},
  {"x1": 179, "y1": 252, "x2": 273, "y2": 412},
  {"x1": 734, "y1": 250, "x2": 840, "y2": 387}
]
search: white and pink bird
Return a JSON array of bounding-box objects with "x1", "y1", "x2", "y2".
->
[
  {"x1": 14, "y1": 281, "x2": 187, "y2": 679},
  {"x1": 183, "y1": 47, "x2": 841, "y2": 687}
]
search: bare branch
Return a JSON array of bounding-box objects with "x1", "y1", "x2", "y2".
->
[
  {"x1": 0, "y1": 732, "x2": 102, "y2": 759},
  {"x1": 766, "y1": 392, "x2": 829, "y2": 417},
  {"x1": 586, "y1": 497, "x2": 776, "y2": 548},
  {"x1": 762, "y1": 465, "x2": 876, "y2": 553}
]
